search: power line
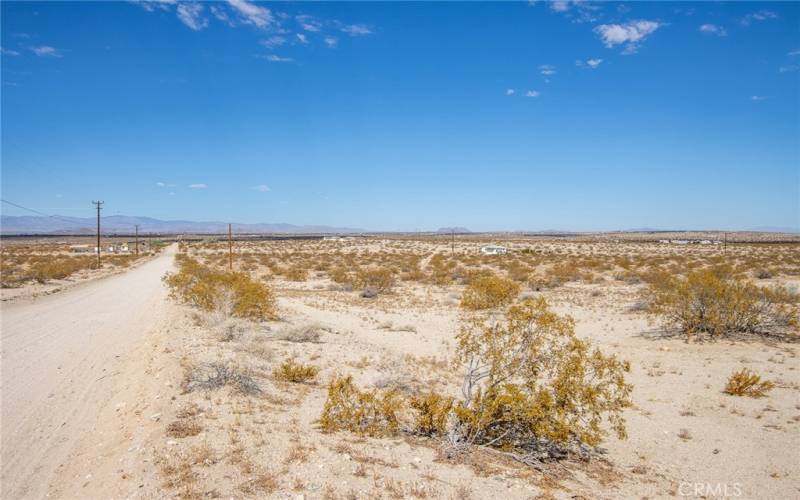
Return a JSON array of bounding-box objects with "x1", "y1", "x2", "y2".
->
[{"x1": 1, "y1": 198, "x2": 97, "y2": 229}]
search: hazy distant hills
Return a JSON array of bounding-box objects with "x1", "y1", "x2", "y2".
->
[
  {"x1": 0, "y1": 215, "x2": 363, "y2": 235},
  {"x1": 436, "y1": 227, "x2": 471, "y2": 234}
]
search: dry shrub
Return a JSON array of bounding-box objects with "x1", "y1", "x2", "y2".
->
[
  {"x1": 319, "y1": 297, "x2": 632, "y2": 461},
  {"x1": 409, "y1": 392, "x2": 454, "y2": 436},
  {"x1": 164, "y1": 255, "x2": 277, "y2": 321},
  {"x1": 182, "y1": 362, "x2": 261, "y2": 395},
  {"x1": 354, "y1": 267, "x2": 395, "y2": 293},
  {"x1": 319, "y1": 375, "x2": 403, "y2": 436},
  {"x1": 724, "y1": 368, "x2": 775, "y2": 398},
  {"x1": 646, "y1": 269, "x2": 798, "y2": 338},
  {"x1": 166, "y1": 419, "x2": 203, "y2": 438},
  {"x1": 273, "y1": 359, "x2": 319, "y2": 384},
  {"x1": 460, "y1": 274, "x2": 520, "y2": 310},
  {"x1": 448, "y1": 297, "x2": 632, "y2": 459},
  {"x1": 284, "y1": 266, "x2": 308, "y2": 281},
  {"x1": 275, "y1": 323, "x2": 323, "y2": 343}
]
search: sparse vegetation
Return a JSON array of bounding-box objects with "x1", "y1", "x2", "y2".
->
[
  {"x1": 460, "y1": 274, "x2": 520, "y2": 310},
  {"x1": 319, "y1": 375, "x2": 403, "y2": 437},
  {"x1": 724, "y1": 368, "x2": 775, "y2": 398},
  {"x1": 646, "y1": 269, "x2": 798, "y2": 338},
  {"x1": 165, "y1": 255, "x2": 277, "y2": 321},
  {"x1": 273, "y1": 359, "x2": 319, "y2": 384}
]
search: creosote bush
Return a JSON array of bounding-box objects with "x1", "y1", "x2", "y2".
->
[
  {"x1": 319, "y1": 375, "x2": 402, "y2": 437},
  {"x1": 449, "y1": 297, "x2": 632, "y2": 458},
  {"x1": 409, "y1": 392, "x2": 454, "y2": 436},
  {"x1": 460, "y1": 274, "x2": 520, "y2": 310},
  {"x1": 318, "y1": 297, "x2": 632, "y2": 461},
  {"x1": 164, "y1": 255, "x2": 277, "y2": 321},
  {"x1": 724, "y1": 368, "x2": 775, "y2": 398},
  {"x1": 646, "y1": 269, "x2": 798, "y2": 338},
  {"x1": 273, "y1": 359, "x2": 319, "y2": 384}
]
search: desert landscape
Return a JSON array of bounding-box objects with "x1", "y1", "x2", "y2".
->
[
  {"x1": 3, "y1": 233, "x2": 798, "y2": 499},
  {"x1": 3, "y1": 1, "x2": 798, "y2": 498}
]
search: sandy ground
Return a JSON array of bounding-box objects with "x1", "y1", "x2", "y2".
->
[
  {"x1": 0, "y1": 244, "x2": 177, "y2": 499},
  {"x1": 1, "y1": 239, "x2": 798, "y2": 499},
  {"x1": 150, "y1": 268, "x2": 800, "y2": 499}
]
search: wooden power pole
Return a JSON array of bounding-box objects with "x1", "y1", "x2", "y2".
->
[
  {"x1": 228, "y1": 223, "x2": 233, "y2": 271},
  {"x1": 92, "y1": 201, "x2": 104, "y2": 267},
  {"x1": 134, "y1": 224, "x2": 139, "y2": 256},
  {"x1": 451, "y1": 229, "x2": 455, "y2": 255}
]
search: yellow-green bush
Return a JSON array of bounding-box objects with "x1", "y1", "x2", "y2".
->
[
  {"x1": 353, "y1": 267, "x2": 395, "y2": 293},
  {"x1": 460, "y1": 274, "x2": 520, "y2": 310},
  {"x1": 273, "y1": 359, "x2": 318, "y2": 383},
  {"x1": 724, "y1": 368, "x2": 774, "y2": 398},
  {"x1": 164, "y1": 255, "x2": 277, "y2": 320},
  {"x1": 409, "y1": 392, "x2": 454, "y2": 436},
  {"x1": 319, "y1": 375, "x2": 402, "y2": 437},
  {"x1": 646, "y1": 269, "x2": 798, "y2": 338},
  {"x1": 452, "y1": 297, "x2": 632, "y2": 452},
  {"x1": 319, "y1": 297, "x2": 632, "y2": 459}
]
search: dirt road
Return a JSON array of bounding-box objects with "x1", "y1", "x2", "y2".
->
[{"x1": 1, "y1": 245, "x2": 176, "y2": 499}]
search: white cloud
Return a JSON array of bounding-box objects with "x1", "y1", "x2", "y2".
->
[
  {"x1": 296, "y1": 33, "x2": 309, "y2": 44},
  {"x1": 261, "y1": 35, "x2": 286, "y2": 48},
  {"x1": 1, "y1": 47, "x2": 20, "y2": 56},
  {"x1": 779, "y1": 64, "x2": 799, "y2": 74},
  {"x1": 595, "y1": 20, "x2": 661, "y2": 53},
  {"x1": 188, "y1": 183, "x2": 208, "y2": 189},
  {"x1": 297, "y1": 15, "x2": 322, "y2": 32},
  {"x1": 323, "y1": 36, "x2": 338, "y2": 48},
  {"x1": 699, "y1": 24, "x2": 726, "y2": 36},
  {"x1": 505, "y1": 88, "x2": 516, "y2": 96},
  {"x1": 539, "y1": 64, "x2": 556, "y2": 76},
  {"x1": 525, "y1": 90, "x2": 541, "y2": 97},
  {"x1": 740, "y1": 10, "x2": 777, "y2": 26},
  {"x1": 138, "y1": 0, "x2": 177, "y2": 13},
  {"x1": 252, "y1": 184, "x2": 271, "y2": 192},
  {"x1": 577, "y1": 58, "x2": 604, "y2": 68},
  {"x1": 788, "y1": 49, "x2": 800, "y2": 57},
  {"x1": 176, "y1": 3, "x2": 208, "y2": 31},
  {"x1": 156, "y1": 182, "x2": 166, "y2": 187},
  {"x1": 339, "y1": 24, "x2": 373, "y2": 36},
  {"x1": 30, "y1": 45, "x2": 62, "y2": 57},
  {"x1": 750, "y1": 95, "x2": 768, "y2": 101},
  {"x1": 227, "y1": 0, "x2": 273, "y2": 28},
  {"x1": 550, "y1": 0, "x2": 570, "y2": 12},
  {"x1": 263, "y1": 54, "x2": 292, "y2": 62},
  {"x1": 209, "y1": 5, "x2": 235, "y2": 26}
]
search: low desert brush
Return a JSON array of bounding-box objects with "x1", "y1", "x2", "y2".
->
[
  {"x1": 319, "y1": 375, "x2": 402, "y2": 437},
  {"x1": 164, "y1": 255, "x2": 277, "y2": 320},
  {"x1": 646, "y1": 269, "x2": 798, "y2": 338},
  {"x1": 724, "y1": 368, "x2": 775, "y2": 398},
  {"x1": 460, "y1": 274, "x2": 520, "y2": 310},
  {"x1": 319, "y1": 297, "x2": 632, "y2": 461},
  {"x1": 273, "y1": 359, "x2": 319, "y2": 384}
]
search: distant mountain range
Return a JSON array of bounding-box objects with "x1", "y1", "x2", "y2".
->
[
  {"x1": 0, "y1": 215, "x2": 363, "y2": 235},
  {"x1": 436, "y1": 227, "x2": 471, "y2": 234}
]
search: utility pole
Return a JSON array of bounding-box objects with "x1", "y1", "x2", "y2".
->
[
  {"x1": 451, "y1": 229, "x2": 455, "y2": 255},
  {"x1": 92, "y1": 201, "x2": 104, "y2": 267},
  {"x1": 228, "y1": 223, "x2": 233, "y2": 271},
  {"x1": 723, "y1": 232, "x2": 727, "y2": 255},
  {"x1": 134, "y1": 224, "x2": 139, "y2": 256}
]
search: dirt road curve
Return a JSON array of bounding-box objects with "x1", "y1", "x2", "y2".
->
[{"x1": 1, "y1": 245, "x2": 176, "y2": 499}]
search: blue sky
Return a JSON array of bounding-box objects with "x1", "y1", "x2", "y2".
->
[{"x1": 1, "y1": 1, "x2": 798, "y2": 232}]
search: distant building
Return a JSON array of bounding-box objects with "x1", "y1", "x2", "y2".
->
[
  {"x1": 480, "y1": 245, "x2": 508, "y2": 255},
  {"x1": 70, "y1": 244, "x2": 92, "y2": 253}
]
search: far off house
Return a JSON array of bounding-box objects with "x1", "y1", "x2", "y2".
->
[
  {"x1": 480, "y1": 245, "x2": 508, "y2": 255},
  {"x1": 70, "y1": 243, "x2": 133, "y2": 254}
]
